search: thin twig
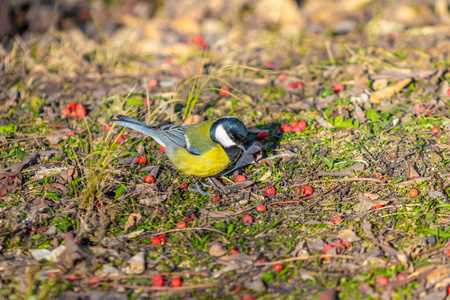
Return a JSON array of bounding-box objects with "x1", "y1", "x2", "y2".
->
[
  {"x1": 253, "y1": 254, "x2": 354, "y2": 266},
  {"x1": 103, "y1": 271, "x2": 210, "y2": 280},
  {"x1": 287, "y1": 177, "x2": 383, "y2": 188},
  {"x1": 99, "y1": 280, "x2": 228, "y2": 291}
]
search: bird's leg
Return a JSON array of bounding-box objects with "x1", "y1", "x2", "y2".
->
[
  {"x1": 208, "y1": 177, "x2": 229, "y2": 194},
  {"x1": 187, "y1": 177, "x2": 215, "y2": 196}
]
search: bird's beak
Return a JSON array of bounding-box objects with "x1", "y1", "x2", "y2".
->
[{"x1": 238, "y1": 144, "x2": 246, "y2": 152}]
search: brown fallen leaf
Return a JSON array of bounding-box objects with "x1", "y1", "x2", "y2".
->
[
  {"x1": 118, "y1": 157, "x2": 139, "y2": 165},
  {"x1": 316, "y1": 117, "x2": 335, "y2": 129},
  {"x1": 337, "y1": 229, "x2": 361, "y2": 242},
  {"x1": 395, "y1": 176, "x2": 432, "y2": 187},
  {"x1": 224, "y1": 180, "x2": 254, "y2": 191},
  {"x1": 257, "y1": 150, "x2": 297, "y2": 165},
  {"x1": 0, "y1": 172, "x2": 22, "y2": 197},
  {"x1": 64, "y1": 236, "x2": 84, "y2": 268},
  {"x1": 124, "y1": 213, "x2": 143, "y2": 231},
  {"x1": 0, "y1": 153, "x2": 38, "y2": 173},
  {"x1": 208, "y1": 242, "x2": 227, "y2": 257},
  {"x1": 370, "y1": 78, "x2": 412, "y2": 104},
  {"x1": 406, "y1": 161, "x2": 420, "y2": 179},
  {"x1": 222, "y1": 143, "x2": 263, "y2": 176},
  {"x1": 353, "y1": 194, "x2": 389, "y2": 213},
  {"x1": 353, "y1": 104, "x2": 367, "y2": 124}
]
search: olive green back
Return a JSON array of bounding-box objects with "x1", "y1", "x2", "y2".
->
[{"x1": 185, "y1": 118, "x2": 218, "y2": 152}]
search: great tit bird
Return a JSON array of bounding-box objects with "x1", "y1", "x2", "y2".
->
[{"x1": 110, "y1": 115, "x2": 248, "y2": 195}]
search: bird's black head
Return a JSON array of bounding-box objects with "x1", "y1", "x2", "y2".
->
[{"x1": 210, "y1": 117, "x2": 247, "y2": 150}]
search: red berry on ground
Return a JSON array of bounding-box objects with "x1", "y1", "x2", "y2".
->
[
  {"x1": 63, "y1": 232, "x2": 74, "y2": 240},
  {"x1": 152, "y1": 274, "x2": 164, "y2": 287},
  {"x1": 170, "y1": 277, "x2": 182, "y2": 287},
  {"x1": 342, "y1": 241, "x2": 351, "y2": 248},
  {"x1": 152, "y1": 237, "x2": 162, "y2": 245},
  {"x1": 68, "y1": 274, "x2": 78, "y2": 281},
  {"x1": 160, "y1": 145, "x2": 166, "y2": 153},
  {"x1": 409, "y1": 188, "x2": 419, "y2": 198},
  {"x1": 273, "y1": 263, "x2": 284, "y2": 271},
  {"x1": 256, "y1": 205, "x2": 267, "y2": 212},
  {"x1": 192, "y1": 35, "x2": 204, "y2": 45},
  {"x1": 331, "y1": 215, "x2": 343, "y2": 224},
  {"x1": 235, "y1": 175, "x2": 246, "y2": 183},
  {"x1": 184, "y1": 211, "x2": 196, "y2": 223},
  {"x1": 265, "y1": 60, "x2": 273, "y2": 68},
  {"x1": 265, "y1": 186, "x2": 276, "y2": 197},
  {"x1": 256, "y1": 131, "x2": 271, "y2": 140},
  {"x1": 75, "y1": 106, "x2": 87, "y2": 118},
  {"x1": 447, "y1": 88, "x2": 450, "y2": 97},
  {"x1": 414, "y1": 104, "x2": 425, "y2": 114},
  {"x1": 242, "y1": 215, "x2": 253, "y2": 224},
  {"x1": 297, "y1": 186, "x2": 313, "y2": 196},
  {"x1": 280, "y1": 124, "x2": 293, "y2": 132},
  {"x1": 180, "y1": 182, "x2": 188, "y2": 190},
  {"x1": 172, "y1": 69, "x2": 179, "y2": 76},
  {"x1": 289, "y1": 82, "x2": 298, "y2": 89},
  {"x1": 176, "y1": 221, "x2": 187, "y2": 229},
  {"x1": 373, "y1": 204, "x2": 384, "y2": 210},
  {"x1": 148, "y1": 79, "x2": 158, "y2": 87},
  {"x1": 90, "y1": 277, "x2": 100, "y2": 284},
  {"x1": 376, "y1": 276, "x2": 389, "y2": 286},
  {"x1": 445, "y1": 242, "x2": 450, "y2": 257},
  {"x1": 113, "y1": 134, "x2": 125, "y2": 144},
  {"x1": 431, "y1": 126, "x2": 439, "y2": 135},
  {"x1": 331, "y1": 83, "x2": 345, "y2": 93},
  {"x1": 162, "y1": 59, "x2": 171, "y2": 66},
  {"x1": 241, "y1": 295, "x2": 255, "y2": 300},
  {"x1": 297, "y1": 120, "x2": 307, "y2": 130},
  {"x1": 229, "y1": 249, "x2": 239, "y2": 255},
  {"x1": 289, "y1": 81, "x2": 304, "y2": 89},
  {"x1": 67, "y1": 102, "x2": 77, "y2": 110},
  {"x1": 212, "y1": 195, "x2": 221, "y2": 202},
  {"x1": 67, "y1": 131, "x2": 76, "y2": 136},
  {"x1": 158, "y1": 235, "x2": 167, "y2": 244},
  {"x1": 219, "y1": 87, "x2": 231, "y2": 97},
  {"x1": 397, "y1": 273, "x2": 408, "y2": 281},
  {"x1": 104, "y1": 124, "x2": 111, "y2": 132},
  {"x1": 278, "y1": 73, "x2": 288, "y2": 81},
  {"x1": 290, "y1": 121, "x2": 298, "y2": 127},
  {"x1": 137, "y1": 156, "x2": 147, "y2": 165},
  {"x1": 322, "y1": 244, "x2": 334, "y2": 254},
  {"x1": 61, "y1": 108, "x2": 70, "y2": 117},
  {"x1": 144, "y1": 175, "x2": 155, "y2": 184}
]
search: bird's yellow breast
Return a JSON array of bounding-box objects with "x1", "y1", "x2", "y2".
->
[{"x1": 169, "y1": 145, "x2": 230, "y2": 178}]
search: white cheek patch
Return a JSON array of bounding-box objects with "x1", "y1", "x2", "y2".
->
[{"x1": 215, "y1": 124, "x2": 236, "y2": 148}]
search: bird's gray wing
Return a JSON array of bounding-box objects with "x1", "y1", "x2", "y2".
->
[{"x1": 111, "y1": 115, "x2": 201, "y2": 155}]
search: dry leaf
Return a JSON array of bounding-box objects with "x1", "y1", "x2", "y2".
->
[
  {"x1": 406, "y1": 161, "x2": 420, "y2": 179},
  {"x1": 316, "y1": 117, "x2": 335, "y2": 128},
  {"x1": 353, "y1": 104, "x2": 367, "y2": 123},
  {"x1": 124, "y1": 213, "x2": 142, "y2": 231},
  {"x1": 337, "y1": 229, "x2": 361, "y2": 242},
  {"x1": 208, "y1": 242, "x2": 227, "y2": 257},
  {"x1": 395, "y1": 176, "x2": 432, "y2": 187},
  {"x1": 122, "y1": 252, "x2": 145, "y2": 275},
  {"x1": 122, "y1": 229, "x2": 144, "y2": 239},
  {"x1": 370, "y1": 78, "x2": 411, "y2": 104},
  {"x1": 224, "y1": 180, "x2": 254, "y2": 191}
]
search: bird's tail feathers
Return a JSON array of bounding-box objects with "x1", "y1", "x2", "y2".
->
[{"x1": 110, "y1": 115, "x2": 166, "y2": 146}]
